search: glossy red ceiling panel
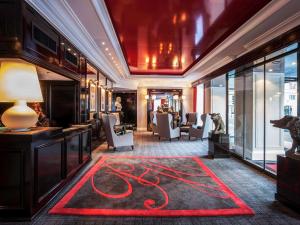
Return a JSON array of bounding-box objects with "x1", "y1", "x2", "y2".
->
[{"x1": 104, "y1": 0, "x2": 271, "y2": 75}]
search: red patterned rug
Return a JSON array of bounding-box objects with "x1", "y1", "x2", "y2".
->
[{"x1": 49, "y1": 156, "x2": 254, "y2": 217}]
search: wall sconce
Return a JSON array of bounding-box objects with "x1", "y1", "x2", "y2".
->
[
  {"x1": 151, "y1": 95, "x2": 156, "y2": 100},
  {"x1": 145, "y1": 95, "x2": 149, "y2": 100},
  {"x1": 181, "y1": 95, "x2": 186, "y2": 100}
]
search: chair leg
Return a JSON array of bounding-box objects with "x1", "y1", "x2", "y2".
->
[
  {"x1": 107, "y1": 144, "x2": 109, "y2": 150},
  {"x1": 169, "y1": 138, "x2": 171, "y2": 142},
  {"x1": 189, "y1": 136, "x2": 191, "y2": 140},
  {"x1": 158, "y1": 136, "x2": 160, "y2": 140},
  {"x1": 113, "y1": 147, "x2": 116, "y2": 151},
  {"x1": 131, "y1": 145, "x2": 134, "y2": 150},
  {"x1": 152, "y1": 131, "x2": 154, "y2": 135},
  {"x1": 178, "y1": 137, "x2": 180, "y2": 140}
]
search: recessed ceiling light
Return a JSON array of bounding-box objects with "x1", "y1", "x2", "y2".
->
[
  {"x1": 105, "y1": 48, "x2": 109, "y2": 51},
  {"x1": 67, "y1": 48, "x2": 71, "y2": 51},
  {"x1": 268, "y1": 69, "x2": 273, "y2": 72},
  {"x1": 292, "y1": 62, "x2": 297, "y2": 65},
  {"x1": 102, "y1": 42, "x2": 105, "y2": 45},
  {"x1": 73, "y1": 53, "x2": 77, "y2": 56},
  {"x1": 108, "y1": 53, "x2": 111, "y2": 56}
]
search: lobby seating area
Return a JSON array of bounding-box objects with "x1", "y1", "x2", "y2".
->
[{"x1": 1, "y1": 0, "x2": 300, "y2": 224}]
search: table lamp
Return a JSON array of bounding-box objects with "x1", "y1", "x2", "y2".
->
[{"x1": 0, "y1": 61, "x2": 43, "y2": 131}]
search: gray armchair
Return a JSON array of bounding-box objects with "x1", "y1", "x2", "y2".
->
[
  {"x1": 189, "y1": 113, "x2": 210, "y2": 140},
  {"x1": 102, "y1": 114, "x2": 134, "y2": 150},
  {"x1": 157, "y1": 113, "x2": 180, "y2": 141},
  {"x1": 180, "y1": 112, "x2": 198, "y2": 133},
  {"x1": 150, "y1": 111, "x2": 159, "y2": 135}
]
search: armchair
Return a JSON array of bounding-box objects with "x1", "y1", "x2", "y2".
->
[
  {"x1": 189, "y1": 113, "x2": 210, "y2": 140},
  {"x1": 180, "y1": 112, "x2": 198, "y2": 133},
  {"x1": 157, "y1": 113, "x2": 180, "y2": 141},
  {"x1": 102, "y1": 114, "x2": 134, "y2": 150},
  {"x1": 150, "y1": 111, "x2": 159, "y2": 135}
]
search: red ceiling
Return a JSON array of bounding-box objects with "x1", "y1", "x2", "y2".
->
[{"x1": 104, "y1": 0, "x2": 271, "y2": 75}]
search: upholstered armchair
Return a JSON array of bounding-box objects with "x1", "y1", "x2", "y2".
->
[
  {"x1": 156, "y1": 113, "x2": 180, "y2": 141},
  {"x1": 102, "y1": 114, "x2": 134, "y2": 150},
  {"x1": 189, "y1": 113, "x2": 210, "y2": 140},
  {"x1": 150, "y1": 111, "x2": 159, "y2": 135},
  {"x1": 180, "y1": 112, "x2": 198, "y2": 133}
]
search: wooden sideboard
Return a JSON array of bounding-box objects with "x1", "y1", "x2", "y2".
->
[
  {"x1": 276, "y1": 155, "x2": 300, "y2": 212},
  {"x1": 0, "y1": 126, "x2": 91, "y2": 220}
]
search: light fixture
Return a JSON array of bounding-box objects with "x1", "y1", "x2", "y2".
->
[
  {"x1": 105, "y1": 48, "x2": 109, "y2": 51},
  {"x1": 0, "y1": 61, "x2": 43, "y2": 131},
  {"x1": 173, "y1": 95, "x2": 179, "y2": 100},
  {"x1": 67, "y1": 48, "x2": 71, "y2": 51},
  {"x1": 292, "y1": 62, "x2": 297, "y2": 65},
  {"x1": 151, "y1": 95, "x2": 156, "y2": 100},
  {"x1": 181, "y1": 95, "x2": 186, "y2": 100},
  {"x1": 145, "y1": 95, "x2": 149, "y2": 100},
  {"x1": 268, "y1": 69, "x2": 273, "y2": 72},
  {"x1": 102, "y1": 42, "x2": 105, "y2": 45}
]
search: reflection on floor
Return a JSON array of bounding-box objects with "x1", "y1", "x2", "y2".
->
[{"x1": 1, "y1": 132, "x2": 300, "y2": 225}]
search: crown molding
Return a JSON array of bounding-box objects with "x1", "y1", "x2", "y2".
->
[
  {"x1": 26, "y1": 0, "x2": 122, "y2": 83},
  {"x1": 185, "y1": 0, "x2": 290, "y2": 77},
  {"x1": 243, "y1": 10, "x2": 300, "y2": 52},
  {"x1": 91, "y1": 0, "x2": 131, "y2": 78}
]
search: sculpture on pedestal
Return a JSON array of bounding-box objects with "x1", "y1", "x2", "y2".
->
[
  {"x1": 209, "y1": 113, "x2": 225, "y2": 134},
  {"x1": 270, "y1": 115, "x2": 300, "y2": 160},
  {"x1": 115, "y1": 96, "x2": 122, "y2": 111}
]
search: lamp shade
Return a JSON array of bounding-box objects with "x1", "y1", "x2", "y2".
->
[{"x1": 0, "y1": 61, "x2": 43, "y2": 102}]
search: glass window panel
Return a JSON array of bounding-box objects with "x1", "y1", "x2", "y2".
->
[
  {"x1": 265, "y1": 52, "x2": 297, "y2": 174},
  {"x1": 265, "y1": 43, "x2": 298, "y2": 60},
  {"x1": 211, "y1": 74, "x2": 226, "y2": 127},
  {"x1": 244, "y1": 65, "x2": 265, "y2": 169},
  {"x1": 227, "y1": 73, "x2": 244, "y2": 156},
  {"x1": 196, "y1": 84, "x2": 204, "y2": 126}
]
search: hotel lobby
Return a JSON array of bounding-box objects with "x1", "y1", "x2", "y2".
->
[{"x1": 0, "y1": 0, "x2": 300, "y2": 224}]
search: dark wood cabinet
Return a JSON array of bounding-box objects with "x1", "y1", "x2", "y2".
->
[
  {"x1": 276, "y1": 155, "x2": 300, "y2": 212},
  {"x1": 0, "y1": 126, "x2": 91, "y2": 220}
]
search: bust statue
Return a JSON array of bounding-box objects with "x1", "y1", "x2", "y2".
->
[{"x1": 115, "y1": 96, "x2": 122, "y2": 111}]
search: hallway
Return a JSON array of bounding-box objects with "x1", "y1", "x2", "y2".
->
[{"x1": 3, "y1": 132, "x2": 299, "y2": 225}]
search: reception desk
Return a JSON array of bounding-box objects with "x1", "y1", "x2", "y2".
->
[{"x1": 0, "y1": 125, "x2": 91, "y2": 220}]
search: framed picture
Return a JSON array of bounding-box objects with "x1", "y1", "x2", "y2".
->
[
  {"x1": 101, "y1": 88, "x2": 106, "y2": 111},
  {"x1": 89, "y1": 83, "x2": 96, "y2": 112}
]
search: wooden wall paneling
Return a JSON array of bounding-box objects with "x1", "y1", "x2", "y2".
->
[
  {"x1": 33, "y1": 139, "x2": 64, "y2": 206},
  {"x1": 0, "y1": 0, "x2": 22, "y2": 56}
]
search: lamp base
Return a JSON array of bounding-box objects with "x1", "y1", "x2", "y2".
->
[{"x1": 1, "y1": 100, "x2": 38, "y2": 131}]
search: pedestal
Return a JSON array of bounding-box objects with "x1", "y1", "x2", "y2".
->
[
  {"x1": 208, "y1": 133, "x2": 230, "y2": 158},
  {"x1": 275, "y1": 155, "x2": 300, "y2": 212}
]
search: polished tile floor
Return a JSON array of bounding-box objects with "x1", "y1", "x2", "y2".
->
[{"x1": 2, "y1": 132, "x2": 300, "y2": 225}]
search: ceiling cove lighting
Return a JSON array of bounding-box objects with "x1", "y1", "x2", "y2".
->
[{"x1": 0, "y1": 61, "x2": 43, "y2": 131}]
